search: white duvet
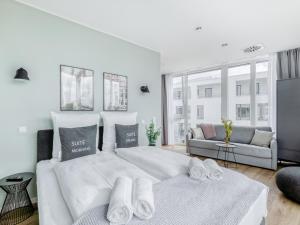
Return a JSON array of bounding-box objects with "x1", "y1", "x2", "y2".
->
[
  {"x1": 115, "y1": 146, "x2": 191, "y2": 180},
  {"x1": 54, "y1": 152, "x2": 159, "y2": 221}
]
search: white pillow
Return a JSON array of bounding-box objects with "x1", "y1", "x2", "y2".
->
[
  {"x1": 51, "y1": 112, "x2": 100, "y2": 160},
  {"x1": 250, "y1": 129, "x2": 274, "y2": 147},
  {"x1": 191, "y1": 128, "x2": 204, "y2": 140},
  {"x1": 100, "y1": 112, "x2": 137, "y2": 151}
]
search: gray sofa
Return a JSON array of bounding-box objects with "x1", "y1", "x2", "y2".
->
[{"x1": 186, "y1": 125, "x2": 277, "y2": 170}]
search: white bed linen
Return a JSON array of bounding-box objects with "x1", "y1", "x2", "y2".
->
[
  {"x1": 37, "y1": 160, "x2": 73, "y2": 225},
  {"x1": 37, "y1": 151, "x2": 268, "y2": 225},
  {"x1": 54, "y1": 152, "x2": 159, "y2": 221},
  {"x1": 115, "y1": 146, "x2": 191, "y2": 180}
]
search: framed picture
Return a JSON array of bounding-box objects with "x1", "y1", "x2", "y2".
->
[
  {"x1": 60, "y1": 65, "x2": 94, "y2": 111},
  {"x1": 103, "y1": 72, "x2": 128, "y2": 111}
]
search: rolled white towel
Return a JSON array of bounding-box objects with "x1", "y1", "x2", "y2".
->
[
  {"x1": 107, "y1": 177, "x2": 133, "y2": 225},
  {"x1": 188, "y1": 157, "x2": 207, "y2": 181},
  {"x1": 132, "y1": 178, "x2": 155, "y2": 220},
  {"x1": 203, "y1": 159, "x2": 223, "y2": 180}
]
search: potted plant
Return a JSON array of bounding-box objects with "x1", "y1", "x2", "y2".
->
[
  {"x1": 144, "y1": 118, "x2": 161, "y2": 146},
  {"x1": 221, "y1": 118, "x2": 233, "y2": 144}
]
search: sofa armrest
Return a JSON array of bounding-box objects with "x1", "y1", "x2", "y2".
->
[{"x1": 270, "y1": 138, "x2": 278, "y2": 170}]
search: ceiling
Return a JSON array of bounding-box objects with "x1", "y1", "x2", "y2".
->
[{"x1": 17, "y1": 0, "x2": 300, "y2": 74}]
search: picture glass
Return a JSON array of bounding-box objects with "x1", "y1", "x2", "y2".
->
[
  {"x1": 61, "y1": 65, "x2": 94, "y2": 111},
  {"x1": 104, "y1": 73, "x2": 128, "y2": 111}
]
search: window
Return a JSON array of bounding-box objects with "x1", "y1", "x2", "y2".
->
[
  {"x1": 168, "y1": 59, "x2": 272, "y2": 145},
  {"x1": 197, "y1": 105, "x2": 204, "y2": 119},
  {"x1": 173, "y1": 88, "x2": 182, "y2": 100},
  {"x1": 228, "y1": 64, "x2": 251, "y2": 125},
  {"x1": 205, "y1": 88, "x2": 212, "y2": 97},
  {"x1": 257, "y1": 103, "x2": 268, "y2": 121},
  {"x1": 236, "y1": 104, "x2": 250, "y2": 120},
  {"x1": 236, "y1": 84, "x2": 242, "y2": 96}
]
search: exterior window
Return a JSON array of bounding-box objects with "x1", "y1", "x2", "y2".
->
[
  {"x1": 205, "y1": 88, "x2": 212, "y2": 97},
  {"x1": 256, "y1": 83, "x2": 260, "y2": 95},
  {"x1": 176, "y1": 106, "x2": 183, "y2": 115},
  {"x1": 257, "y1": 103, "x2": 268, "y2": 121},
  {"x1": 173, "y1": 88, "x2": 182, "y2": 100},
  {"x1": 197, "y1": 105, "x2": 204, "y2": 119},
  {"x1": 236, "y1": 104, "x2": 250, "y2": 120},
  {"x1": 236, "y1": 85, "x2": 242, "y2": 96}
]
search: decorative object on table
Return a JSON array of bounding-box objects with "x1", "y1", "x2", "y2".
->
[
  {"x1": 144, "y1": 118, "x2": 161, "y2": 146},
  {"x1": 276, "y1": 167, "x2": 300, "y2": 203},
  {"x1": 216, "y1": 143, "x2": 237, "y2": 168},
  {"x1": 221, "y1": 118, "x2": 233, "y2": 144},
  {"x1": 103, "y1": 72, "x2": 128, "y2": 111},
  {"x1": 14, "y1": 68, "x2": 29, "y2": 81},
  {"x1": 140, "y1": 85, "x2": 150, "y2": 93},
  {"x1": 60, "y1": 65, "x2": 94, "y2": 111},
  {"x1": 0, "y1": 172, "x2": 34, "y2": 225}
]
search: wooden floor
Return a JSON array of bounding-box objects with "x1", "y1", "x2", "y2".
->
[{"x1": 20, "y1": 146, "x2": 300, "y2": 225}]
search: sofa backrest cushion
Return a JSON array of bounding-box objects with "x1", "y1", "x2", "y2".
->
[{"x1": 207, "y1": 124, "x2": 272, "y2": 144}]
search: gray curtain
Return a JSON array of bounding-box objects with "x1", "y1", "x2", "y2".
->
[
  {"x1": 277, "y1": 47, "x2": 300, "y2": 80},
  {"x1": 161, "y1": 74, "x2": 168, "y2": 145}
]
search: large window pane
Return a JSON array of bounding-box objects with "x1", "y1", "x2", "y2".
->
[
  {"x1": 228, "y1": 64, "x2": 251, "y2": 125},
  {"x1": 172, "y1": 76, "x2": 185, "y2": 144},
  {"x1": 188, "y1": 70, "x2": 221, "y2": 129},
  {"x1": 256, "y1": 61, "x2": 270, "y2": 126}
]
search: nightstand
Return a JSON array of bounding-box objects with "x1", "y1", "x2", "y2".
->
[{"x1": 0, "y1": 172, "x2": 34, "y2": 225}]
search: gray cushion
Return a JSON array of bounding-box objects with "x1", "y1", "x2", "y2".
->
[
  {"x1": 233, "y1": 143, "x2": 271, "y2": 158},
  {"x1": 59, "y1": 125, "x2": 97, "y2": 161},
  {"x1": 276, "y1": 167, "x2": 300, "y2": 203},
  {"x1": 188, "y1": 139, "x2": 218, "y2": 150},
  {"x1": 115, "y1": 124, "x2": 138, "y2": 148}
]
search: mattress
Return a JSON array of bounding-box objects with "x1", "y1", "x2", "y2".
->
[{"x1": 37, "y1": 155, "x2": 267, "y2": 225}]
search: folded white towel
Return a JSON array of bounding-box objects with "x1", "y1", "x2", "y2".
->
[
  {"x1": 132, "y1": 178, "x2": 155, "y2": 220},
  {"x1": 203, "y1": 159, "x2": 223, "y2": 180},
  {"x1": 188, "y1": 158, "x2": 207, "y2": 181},
  {"x1": 107, "y1": 177, "x2": 133, "y2": 225}
]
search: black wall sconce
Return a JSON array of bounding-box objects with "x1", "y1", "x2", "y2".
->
[
  {"x1": 140, "y1": 85, "x2": 150, "y2": 93},
  {"x1": 14, "y1": 68, "x2": 29, "y2": 81}
]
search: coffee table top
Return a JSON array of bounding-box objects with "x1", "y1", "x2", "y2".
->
[{"x1": 216, "y1": 143, "x2": 237, "y2": 148}]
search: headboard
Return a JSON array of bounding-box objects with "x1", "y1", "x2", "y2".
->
[{"x1": 37, "y1": 126, "x2": 104, "y2": 162}]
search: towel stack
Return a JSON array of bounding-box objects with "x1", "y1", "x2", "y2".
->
[
  {"x1": 107, "y1": 177, "x2": 154, "y2": 225},
  {"x1": 188, "y1": 158, "x2": 223, "y2": 181}
]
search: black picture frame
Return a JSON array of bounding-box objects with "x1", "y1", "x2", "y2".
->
[
  {"x1": 60, "y1": 65, "x2": 94, "y2": 111},
  {"x1": 103, "y1": 72, "x2": 128, "y2": 111}
]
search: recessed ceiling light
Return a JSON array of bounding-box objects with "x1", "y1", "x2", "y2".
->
[
  {"x1": 221, "y1": 43, "x2": 229, "y2": 47},
  {"x1": 244, "y1": 44, "x2": 264, "y2": 53},
  {"x1": 195, "y1": 26, "x2": 202, "y2": 31}
]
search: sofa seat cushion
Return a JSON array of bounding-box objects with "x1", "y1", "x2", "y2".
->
[
  {"x1": 188, "y1": 139, "x2": 218, "y2": 150},
  {"x1": 233, "y1": 143, "x2": 271, "y2": 158}
]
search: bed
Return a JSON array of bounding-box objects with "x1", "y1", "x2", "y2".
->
[{"x1": 36, "y1": 129, "x2": 268, "y2": 225}]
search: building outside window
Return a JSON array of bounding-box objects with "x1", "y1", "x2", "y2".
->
[
  {"x1": 236, "y1": 104, "x2": 250, "y2": 120},
  {"x1": 197, "y1": 105, "x2": 204, "y2": 119},
  {"x1": 205, "y1": 88, "x2": 213, "y2": 97},
  {"x1": 173, "y1": 88, "x2": 182, "y2": 100},
  {"x1": 236, "y1": 84, "x2": 242, "y2": 96},
  {"x1": 257, "y1": 103, "x2": 268, "y2": 121}
]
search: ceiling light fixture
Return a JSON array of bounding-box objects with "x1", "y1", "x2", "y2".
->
[
  {"x1": 243, "y1": 44, "x2": 264, "y2": 53},
  {"x1": 221, "y1": 43, "x2": 229, "y2": 47},
  {"x1": 195, "y1": 26, "x2": 202, "y2": 31}
]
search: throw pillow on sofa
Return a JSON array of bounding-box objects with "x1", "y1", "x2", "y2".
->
[
  {"x1": 191, "y1": 128, "x2": 205, "y2": 139},
  {"x1": 250, "y1": 129, "x2": 274, "y2": 147}
]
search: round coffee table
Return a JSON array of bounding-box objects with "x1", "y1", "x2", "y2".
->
[
  {"x1": 0, "y1": 172, "x2": 34, "y2": 225},
  {"x1": 216, "y1": 143, "x2": 237, "y2": 168}
]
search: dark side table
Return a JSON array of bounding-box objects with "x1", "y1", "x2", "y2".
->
[
  {"x1": 216, "y1": 143, "x2": 238, "y2": 168},
  {"x1": 0, "y1": 172, "x2": 34, "y2": 225}
]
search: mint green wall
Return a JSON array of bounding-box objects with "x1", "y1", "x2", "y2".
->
[{"x1": 0, "y1": 0, "x2": 161, "y2": 206}]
